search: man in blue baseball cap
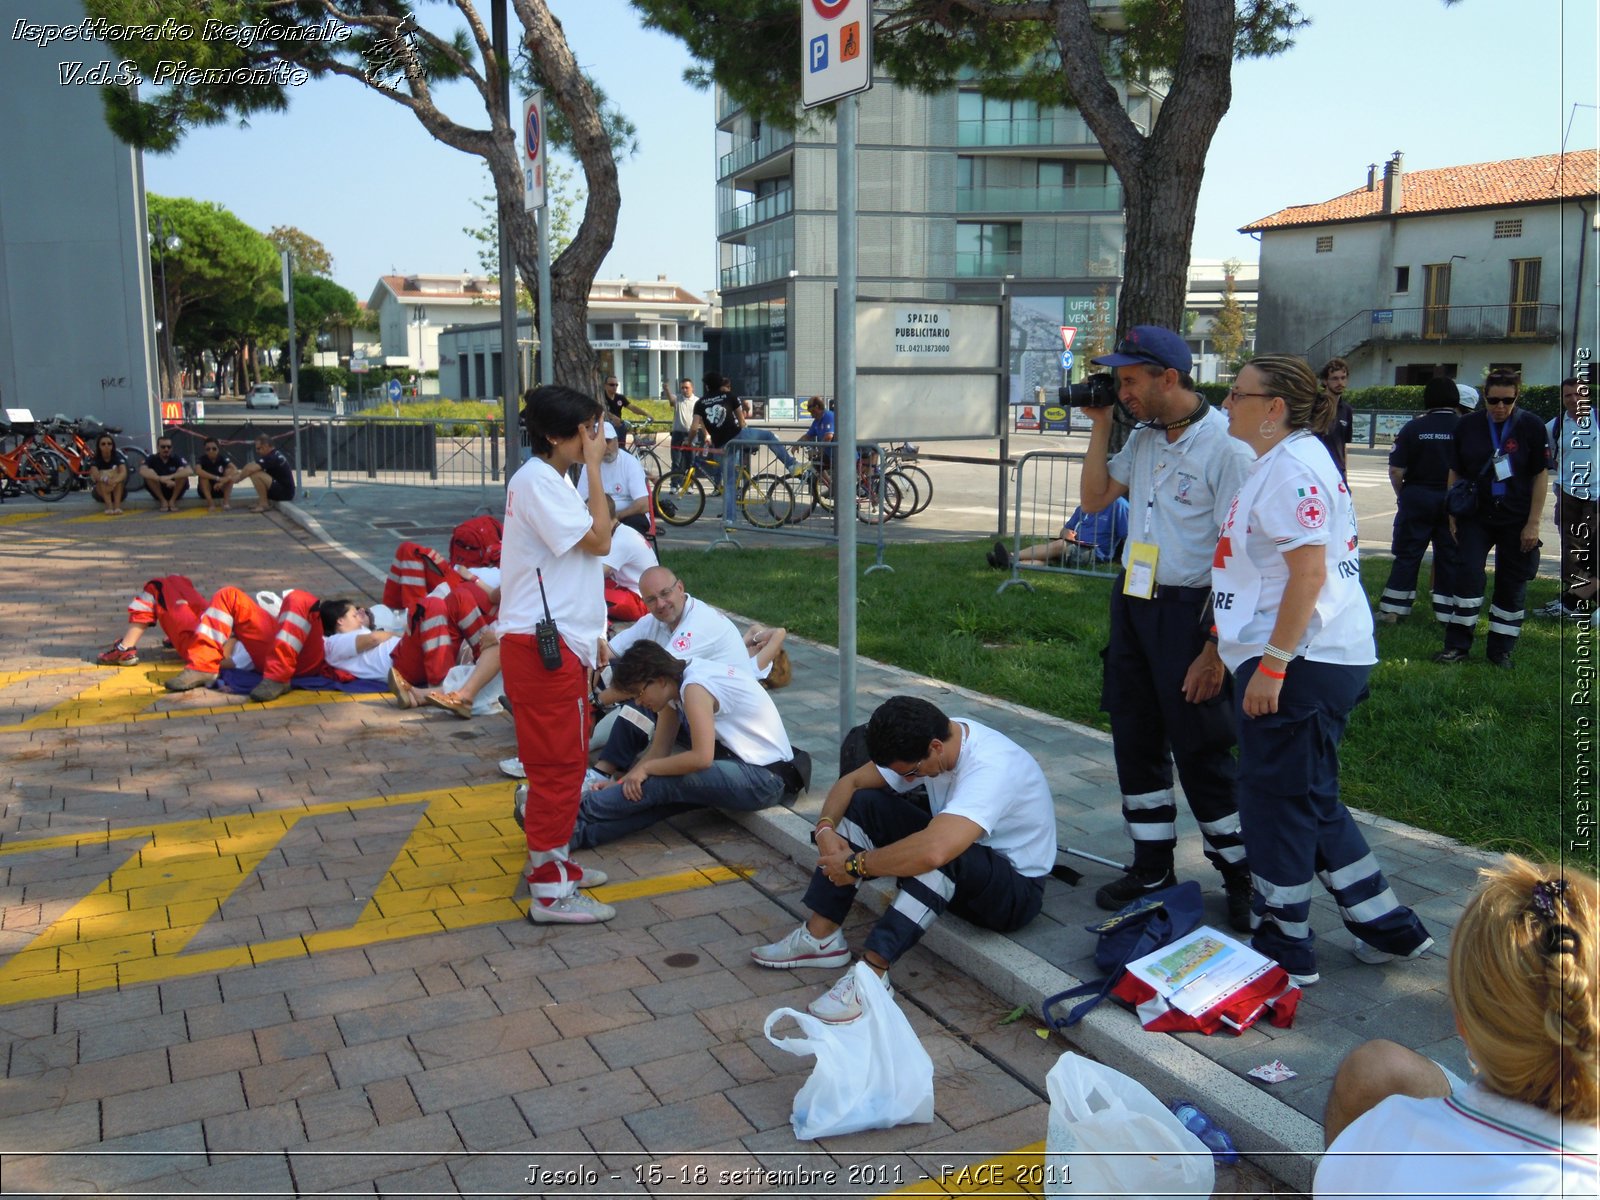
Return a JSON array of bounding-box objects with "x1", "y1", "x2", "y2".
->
[{"x1": 1075, "y1": 325, "x2": 1256, "y2": 932}]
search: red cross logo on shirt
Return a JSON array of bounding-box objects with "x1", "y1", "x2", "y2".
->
[
  {"x1": 1295, "y1": 497, "x2": 1326, "y2": 529},
  {"x1": 1213, "y1": 534, "x2": 1233, "y2": 569}
]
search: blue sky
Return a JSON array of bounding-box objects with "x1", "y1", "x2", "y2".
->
[{"x1": 142, "y1": 0, "x2": 1597, "y2": 301}]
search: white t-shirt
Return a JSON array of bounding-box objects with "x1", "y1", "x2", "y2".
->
[
  {"x1": 874, "y1": 718, "x2": 1056, "y2": 878},
  {"x1": 576, "y1": 449, "x2": 649, "y2": 511},
  {"x1": 323, "y1": 629, "x2": 398, "y2": 681},
  {"x1": 610, "y1": 595, "x2": 749, "y2": 671},
  {"x1": 674, "y1": 392, "x2": 699, "y2": 433},
  {"x1": 498, "y1": 457, "x2": 606, "y2": 666},
  {"x1": 602, "y1": 523, "x2": 658, "y2": 594},
  {"x1": 1108, "y1": 406, "x2": 1253, "y2": 586},
  {"x1": 462, "y1": 566, "x2": 501, "y2": 591},
  {"x1": 678, "y1": 659, "x2": 793, "y2": 766},
  {"x1": 1315, "y1": 1082, "x2": 1599, "y2": 1200},
  {"x1": 1212, "y1": 431, "x2": 1375, "y2": 670}
]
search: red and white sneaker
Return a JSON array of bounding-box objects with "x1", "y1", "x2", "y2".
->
[{"x1": 96, "y1": 643, "x2": 138, "y2": 666}]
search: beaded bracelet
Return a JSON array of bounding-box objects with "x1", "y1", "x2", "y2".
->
[{"x1": 1262, "y1": 643, "x2": 1295, "y2": 663}]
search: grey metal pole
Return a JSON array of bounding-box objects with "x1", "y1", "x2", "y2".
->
[
  {"x1": 281, "y1": 250, "x2": 304, "y2": 498},
  {"x1": 494, "y1": 0, "x2": 520, "y2": 476},
  {"x1": 537, "y1": 209, "x2": 554, "y2": 386},
  {"x1": 837, "y1": 95, "x2": 859, "y2": 745},
  {"x1": 997, "y1": 286, "x2": 1011, "y2": 536}
]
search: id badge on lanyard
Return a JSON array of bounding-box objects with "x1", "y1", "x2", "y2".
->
[{"x1": 1123, "y1": 542, "x2": 1159, "y2": 598}]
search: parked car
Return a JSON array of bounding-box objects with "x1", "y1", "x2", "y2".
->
[{"x1": 246, "y1": 383, "x2": 282, "y2": 410}]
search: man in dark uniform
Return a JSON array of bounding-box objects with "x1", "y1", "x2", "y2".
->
[
  {"x1": 1376, "y1": 377, "x2": 1463, "y2": 624},
  {"x1": 140, "y1": 436, "x2": 192, "y2": 512},
  {"x1": 1316, "y1": 358, "x2": 1356, "y2": 481},
  {"x1": 602, "y1": 375, "x2": 651, "y2": 450},
  {"x1": 1434, "y1": 370, "x2": 1549, "y2": 668},
  {"x1": 235, "y1": 433, "x2": 296, "y2": 512},
  {"x1": 1077, "y1": 325, "x2": 1254, "y2": 932}
]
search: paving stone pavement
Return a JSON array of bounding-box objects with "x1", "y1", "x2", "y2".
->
[{"x1": 0, "y1": 489, "x2": 1492, "y2": 1198}]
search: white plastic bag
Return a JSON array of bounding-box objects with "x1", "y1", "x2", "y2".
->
[
  {"x1": 1044, "y1": 1052, "x2": 1213, "y2": 1200},
  {"x1": 438, "y1": 662, "x2": 502, "y2": 716},
  {"x1": 762, "y1": 963, "x2": 934, "y2": 1140},
  {"x1": 254, "y1": 590, "x2": 283, "y2": 620},
  {"x1": 369, "y1": 603, "x2": 407, "y2": 633}
]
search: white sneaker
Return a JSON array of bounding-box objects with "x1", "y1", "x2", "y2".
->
[
  {"x1": 511, "y1": 784, "x2": 527, "y2": 825},
  {"x1": 527, "y1": 891, "x2": 616, "y2": 924},
  {"x1": 571, "y1": 864, "x2": 608, "y2": 889},
  {"x1": 500, "y1": 756, "x2": 526, "y2": 779},
  {"x1": 1349, "y1": 933, "x2": 1435, "y2": 965},
  {"x1": 582, "y1": 767, "x2": 612, "y2": 792},
  {"x1": 1287, "y1": 971, "x2": 1320, "y2": 988},
  {"x1": 750, "y1": 924, "x2": 852, "y2": 970},
  {"x1": 807, "y1": 968, "x2": 893, "y2": 1024}
]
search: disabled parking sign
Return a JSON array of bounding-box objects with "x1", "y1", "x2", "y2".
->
[{"x1": 802, "y1": 0, "x2": 871, "y2": 108}]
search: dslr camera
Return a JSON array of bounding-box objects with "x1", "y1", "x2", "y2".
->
[{"x1": 1058, "y1": 372, "x2": 1118, "y2": 409}]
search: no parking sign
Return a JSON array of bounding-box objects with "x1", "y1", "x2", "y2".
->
[{"x1": 522, "y1": 92, "x2": 546, "y2": 211}]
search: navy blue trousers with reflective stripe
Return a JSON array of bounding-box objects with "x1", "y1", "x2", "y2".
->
[
  {"x1": 1101, "y1": 583, "x2": 1244, "y2": 874},
  {"x1": 1234, "y1": 657, "x2": 1429, "y2": 976},
  {"x1": 802, "y1": 788, "x2": 1045, "y2": 966}
]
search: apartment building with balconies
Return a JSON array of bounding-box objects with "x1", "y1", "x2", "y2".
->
[
  {"x1": 715, "y1": 48, "x2": 1162, "y2": 404},
  {"x1": 1242, "y1": 149, "x2": 1598, "y2": 386}
]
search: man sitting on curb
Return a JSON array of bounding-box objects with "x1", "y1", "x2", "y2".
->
[
  {"x1": 234, "y1": 433, "x2": 295, "y2": 512},
  {"x1": 750, "y1": 695, "x2": 1056, "y2": 1024},
  {"x1": 140, "y1": 436, "x2": 192, "y2": 512},
  {"x1": 568, "y1": 641, "x2": 806, "y2": 850}
]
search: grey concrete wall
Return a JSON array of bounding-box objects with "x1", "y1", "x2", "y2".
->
[{"x1": 0, "y1": 0, "x2": 157, "y2": 441}]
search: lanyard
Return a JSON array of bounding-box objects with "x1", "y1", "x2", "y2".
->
[
  {"x1": 1487, "y1": 415, "x2": 1507, "y2": 455},
  {"x1": 1142, "y1": 430, "x2": 1193, "y2": 539}
]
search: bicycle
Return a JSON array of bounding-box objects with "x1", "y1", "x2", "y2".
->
[
  {"x1": 0, "y1": 419, "x2": 73, "y2": 502},
  {"x1": 653, "y1": 450, "x2": 795, "y2": 529},
  {"x1": 627, "y1": 421, "x2": 671, "y2": 481},
  {"x1": 882, "y1": 442, "x2": 933, "y2": 518}
]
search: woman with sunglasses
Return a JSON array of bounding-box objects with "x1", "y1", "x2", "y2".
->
[
  {"x1": 500, "y1": 384, "x2": 614, "y2": 924},
  {"x1": 87, "y1": 433, "x2": 127, "y2": 514},
  {"x1": 1213, "y1": 355, "x2": 1431, "y2": 986}
]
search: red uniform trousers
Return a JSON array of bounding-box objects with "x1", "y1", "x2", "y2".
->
[
  {"x1": 260, "y1": 589, "x2": 345, "y2": 683},
  {"x1": 383, "y1": 541, "x2": 494, "y2": 657},
  {"x1": 127, "y1": 576, "x2": 209, "y2": 660},
  {"x1": 387, "y1": 580, "x2": 490, "y2": 687},
  {"x1": 184, "y1": 587, "x2": 278, "y2": 674},
  {"x1": 500, "y1": 633, "x2": 590, "y2": 899}
]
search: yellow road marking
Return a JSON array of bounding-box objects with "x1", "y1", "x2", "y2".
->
[
  {"x1": 0, "y1": 783, "x2": 749, "y2": 1004},
  {"x1": 0, "y1": 666, "x2": 88, "y2": 688},
  {"x1": 0, "y1": 511, "x2": 50, "y2": 527},
  {"x1": 0, "y1": 664, "x2": 374, "y2": 732},
  {"x1": 889, "y1": 1143, "x2": 1047, "y2": 1197},
  {"x1": 66, "y1": 507, "x2": 214, "y2": 525}
]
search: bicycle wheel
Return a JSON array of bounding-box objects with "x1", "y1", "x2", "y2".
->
[
  {"x1": 739, "y1": 473, "x2": 795, "y2": 529},
  {"x1": 884, "y1": 469, "x2": 919, "y2": 521},
  {"x1": 895, "y1": 463, "x2": 934, "y2": 516},
  {"x1": 634, "y1": 443, "x2": 665, "y2": 482},
  {"x1": 856, "y1": 473, "x2": 902, "y2": 525},
  {"x1": 24, "y1": 447, "x2": 73, "y2": 502},
  {"x1": 653, "y1": 469, "x2": 703, "y2": 526},
  {"x1": 121, "y1": 444, "x2": 148, "y2": 493}
]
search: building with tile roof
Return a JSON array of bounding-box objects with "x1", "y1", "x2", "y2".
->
[{"x1": 1240, "y1": 149, "x2": 1597, "y2": 387}]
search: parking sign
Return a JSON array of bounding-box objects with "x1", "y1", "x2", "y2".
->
[{"x1": 802, "y1": 0, "x2": 871, "y2": 108}]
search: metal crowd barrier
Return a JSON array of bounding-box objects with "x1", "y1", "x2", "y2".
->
[{"x1": 996, "y1": 450, "x2": 1121, "y2": 595}]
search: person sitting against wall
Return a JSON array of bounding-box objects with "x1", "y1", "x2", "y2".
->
[
  {"x1": 140, "y1": 435, "x2": 192, "y2": 512},
  {"x1": 87, "y1": 433, "x2": 128, "y2": 514},
  {"x1": 234, "y1": 433, "x2": 296, "y2": 512},
  {"x1": 193, "y1": 437, "x2": 239, "y2": 512},
  {"x1": 989, "y1": 498, "x2": 1130, "y2": 570},
  {"x1": 1315, "y1": 855, "x2": 1597, "y2": 1199}
]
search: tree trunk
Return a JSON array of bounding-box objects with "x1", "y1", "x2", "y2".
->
[
  {"x1": 512, "y1": 0, "x2": 620, "y2": 395},
  {"x1": 1050, "y1": 0, "x2": 1235, "y2": 335}
]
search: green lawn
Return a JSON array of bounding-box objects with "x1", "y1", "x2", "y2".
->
[{"x1": 678, "y1": 541, "x2": 1590, "y2": 870}]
